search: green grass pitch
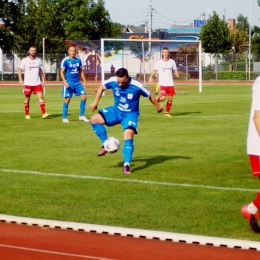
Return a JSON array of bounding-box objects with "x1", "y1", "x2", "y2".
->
[{"x1": 0, "y1": 83, "x2": 259, "y2": 242}]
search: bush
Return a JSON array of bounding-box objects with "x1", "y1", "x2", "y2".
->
[{"x1": 202, "y1": 71, "x2": 215, "y2": 81}]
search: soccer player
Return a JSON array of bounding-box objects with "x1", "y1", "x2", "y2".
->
[
  {"x1": 18, "y1": 46, "x2": 50, "y2": 119},
  {"x1": 89, "y1": 68, "x2": 163, "y2": 174},
  {"x1": 149, "y1": 47, "x2": 179, "y2": 117},
  {"x1": 60, "y1": 45, "x2": 89, "y2": 123},
  {"x1": 242, "y1": 76, "x2": 260, "y2": 233}
]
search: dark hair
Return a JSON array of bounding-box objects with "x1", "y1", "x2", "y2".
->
[
  {"x1": 116, "y1": 68, "x2": 129, "y2": 77},
  {"x1": 162, "y1": 47, "x2": 169, "y2": 51}
]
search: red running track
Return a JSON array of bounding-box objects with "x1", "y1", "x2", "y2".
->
[{"x1": 0, "y1": 222, "x2": 260, "y2": 260}]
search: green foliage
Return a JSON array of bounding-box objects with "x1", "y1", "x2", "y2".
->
[
  {"x1": 14, "y1": 0, "x2": 122, "y2": 53},
  {"x1": 202, "y1": 71, "x2": 215, "y2": 80},
  {"x1": 236, "y1": 14, "x2": 249, "y2": 33},
  {"x1": 199, "y1": 11, "x2": 232, "y2": 56},
  {"x1": 0, "y1": 0, "x2": 24, "y2": 52},
  {"x1": 1, "y1": 85, "x2": 260, "y2": 241},
  {"x1": 216, "y1": 71, "x2": 257, "y2": 80},
  {"x1": 252, "y1": 26, "x2": 260, "y2": 60}
]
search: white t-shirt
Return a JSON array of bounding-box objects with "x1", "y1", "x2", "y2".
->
[
  {"x1": 247, "y1": 76, "x2": 260, "y2": 155},
  {"x1": 19, "y1": 56, "x2": 43, "y2": 86},
  {"x1": 154, "y1": 58, "x2": 177, "y2": 86}
]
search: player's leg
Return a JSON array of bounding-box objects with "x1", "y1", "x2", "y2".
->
[
  {"x1": 156, "y1": 86, "x2": 166, "y2": 103},
  {"x1": 241, "y1": 155, "x2": 260, "y2": 233},
  {"x1": 121, "y1": 115, "x2": 138, "y2": 174},
  {"x1": 74, "y1": 82, "x2": 89, "y2": 122},
  {"x1": 165, "y1": 95, "x2": 173, "y2": 117},
  {"x1": 90, "y1": 106, "x2": 116, "y2": 156},
  {"x1": 24, "y1": 94, "x2": 31, "y2": 119},
  {"x1": 164, "y1": 86, "x2": 176, "y2": 118},
  {"x1": 23, "y1": 86, "x2": 32, "y2": 119},
  {"x1": 79, "y1": 94, "x2": 89, "y2": 122},
  {"x1": 61, "y1": 84, "x2": 73, "y2": 122},
  {"x1": 35, "y1": 85, "x2": 50, "y2": 119},
  {"x1": 155, "y1": 82, "x2": 159, "y2": 95}
]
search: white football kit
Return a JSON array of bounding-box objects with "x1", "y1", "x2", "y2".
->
[
  {"x1": 154, "y1": 59, "x2": 177, "y2": 86},
  {"x1": 19, "y1": 56, "x2": 43, "y2": 86},
  {"x1": 247, "y1": 76, "x2": 260, "y2": 156}
]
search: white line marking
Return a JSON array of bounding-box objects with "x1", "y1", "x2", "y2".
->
[
  {"x1": 0, "y1": 244, "x2": 117, "y2": 260},
  {"x1": 0, "y1": 168, "x2": 257, "y2": 192}
]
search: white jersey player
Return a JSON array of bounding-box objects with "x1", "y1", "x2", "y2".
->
[
  {"x1": 18, "y1": 46, "x2": 50, "y2": 119},
  {"x1": 242, "y1": 76, "x2": 260, "y2": 233},
  {"x1": 149, "y1": 47, "x2": 179, "y2": 117}
]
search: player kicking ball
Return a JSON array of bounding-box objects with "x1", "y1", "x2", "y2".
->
[{"x1": 89, "y1": 68, "x2": 163, "y2": 174}]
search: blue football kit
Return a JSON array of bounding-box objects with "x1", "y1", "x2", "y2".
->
[
  {"x1": 91, "y1": 76, "x2": 151, "y2": 168},
  {"x1": 60, "y1": 56, "x2": 87, "y2": 119},
  {"x1": 99, "y1": 76, "x2": 150, "y2": 132},
  {"x1": 60, "y1": 56, "x2": 86, "y2": 98}
]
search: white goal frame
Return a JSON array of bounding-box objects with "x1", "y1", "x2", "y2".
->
[{"x1": 101, "y1": 38, "x2": 202, "y2": 92}]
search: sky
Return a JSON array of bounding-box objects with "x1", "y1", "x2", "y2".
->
[{"x1": 104, "y1": 0, "x2": 260, "y2": 29}]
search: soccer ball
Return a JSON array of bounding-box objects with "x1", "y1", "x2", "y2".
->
[{"x1": 103, "y1": 137, "x2": 120, "y2": 153}]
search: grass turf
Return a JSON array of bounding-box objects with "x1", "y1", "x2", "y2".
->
[{"x1": 0, "y1": 83, "x2": 259, "y2": 242}]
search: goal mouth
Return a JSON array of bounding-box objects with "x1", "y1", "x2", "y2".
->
[{"x1": 100, "y1": 38, "x2": 202, "y2": 92}]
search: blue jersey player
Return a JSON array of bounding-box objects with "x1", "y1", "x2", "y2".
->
[
  {"x1": 89, "y1": 68, "x2": 163, "y2": 174},
  {"x1": 60, "y1": 46, "x2": 89, "y2": 123}
]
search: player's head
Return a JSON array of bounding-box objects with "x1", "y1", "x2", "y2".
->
[
  {"x1": 116, "y1": 68, "x2": 130, "y2": 88},
  {"x1": 28, "y1": 46, "x2": 37, "y2": 58},
  {"x1": 67, "y1": 45, "x2": 76, "y2": 58},
  {"x1": 162, "y1": 47, "x2": 170, "y2": 60}
]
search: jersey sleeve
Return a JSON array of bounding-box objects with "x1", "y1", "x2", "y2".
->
[
  {"x1": 104, "y1": 76, "x2": 116, "y2": 89},
  {"x1": 60, "y1": 58, "x2": 66, "y2": 69},
  {"x1": 19, "y1": 58, "x2": 25, "y2": 70}
]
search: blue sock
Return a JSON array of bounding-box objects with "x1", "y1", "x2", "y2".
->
[
  {"x1": 62, "y1": 103, "x2": 69, "y2": 119},
  {"x1": 123, "y1": 139, "x2": 134, "y2": 165},
  {"x1": 91, "y1": 123, "x2": 108, "y2": 144},
  {"x1": 80, "y1": 100, "x2": 86, "y2": 117}
]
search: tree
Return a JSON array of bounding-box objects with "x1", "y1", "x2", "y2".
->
[
  {"x1": 252, "y1": 26, "x2": 260, "y2": 61},
  {"x1": 199, "y1": 11, "x2": 232, "y2": 79},
  {"x1": 236, "y1": 14, "x2": 249, "y2": 33},
  {"x1": 15, "y1": 0, "x2": 122, "y2": 80},
  {"x1": 16, "y1": 0, "x2": 122, "y2": 53},
  {"x1": 226, "y1": 29, "x2": 248, "y2": 70},
  {"x1": 0, "y1": 0, "x2": 24, "y2": 52}
]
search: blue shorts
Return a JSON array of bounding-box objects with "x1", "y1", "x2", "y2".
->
[
  {"x1": 99, "y1": 106, "x2": 139, "y2": 134},
  {"x1": 62, "y1": 81, "x2": 86, "y2": 98}
]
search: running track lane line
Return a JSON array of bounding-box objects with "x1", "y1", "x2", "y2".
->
[{"x1": 0, "y1": 244, "x2": 117, "y2": 260}]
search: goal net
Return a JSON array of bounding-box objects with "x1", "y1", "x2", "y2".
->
[{"x1": 100, "y1": 38, "x2": 202, "y2": 92}]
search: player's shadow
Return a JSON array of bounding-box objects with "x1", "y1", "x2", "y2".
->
[
  {"x1": 173, "y1": 111, "x2": 201, "y2": 116},
  {"x1": 48, "y1": 113, "x2": 62, "y2": 119},
  {"x1": 117, "y1": 155, "x2": 192, "y2": 172}
]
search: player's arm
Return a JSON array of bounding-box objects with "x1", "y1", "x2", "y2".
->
[
  {"x1": 149, "y1": 70, "x2": 158, "y2": 83},
  {"x1": 18, "y1": 68, "x2": 23, "y2": 85},
  {"x1": 60, "y1": 68, "x2": 69, "y2": 88},
  {"x1": 89, "y1": 85, "x2": 106, "y2": 112},
  {"x1": 174, "y1": 69, "x2": 179, "y2": 79},
  {"x1": 80, "y1": 67, "x2": 87, "y2": 89},
  {"x1": 253, "y1": 110, "x2": 260, "y2": 137},
  {"x1": 39, "y1": 68, "x2": 45, "y2": 86},
  {"x1": 149, "y1": 92, "x2": 163, "y2": 113}
]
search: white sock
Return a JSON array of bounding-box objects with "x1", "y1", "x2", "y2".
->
[{"x1": 247, "y1": 202, "x2": 258, "y2": 214}]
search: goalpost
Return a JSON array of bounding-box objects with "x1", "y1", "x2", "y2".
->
[{"x1": 100, "y1": 38, "x2": 202, "y2": 92}]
